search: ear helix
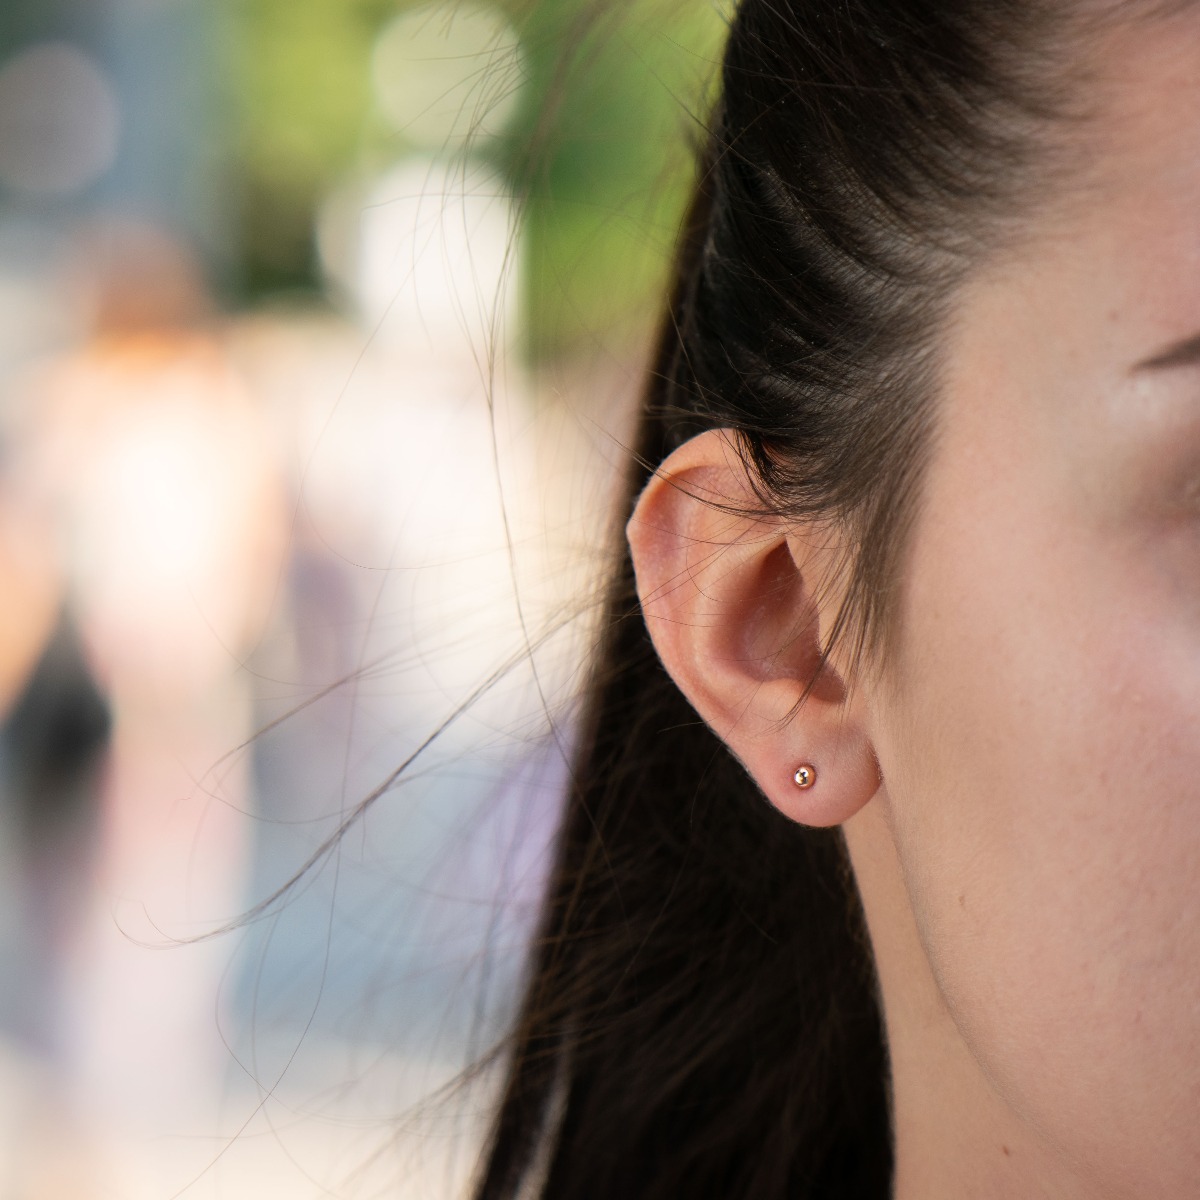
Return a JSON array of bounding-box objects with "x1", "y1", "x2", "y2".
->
[{"x1": 792, "y1": 764, "x2": 816, "y2": 789}]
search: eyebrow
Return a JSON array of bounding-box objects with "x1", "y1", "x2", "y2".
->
[{"x1": 1135, "y1": 331, "x2": 1200, "y2": 372}]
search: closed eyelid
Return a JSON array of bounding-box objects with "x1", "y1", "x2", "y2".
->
[{"x1": 1134, "y1": 330, "x2": 1200, "y2": 373}]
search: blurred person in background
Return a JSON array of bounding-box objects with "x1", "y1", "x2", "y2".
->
[{"x1": 0, "y1": 218, "x2": 287, "y2": 1153}]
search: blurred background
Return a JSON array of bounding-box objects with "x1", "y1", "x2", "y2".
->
[{"x1": 0, "y1": 0, "x2": 725, "y2": 1195}]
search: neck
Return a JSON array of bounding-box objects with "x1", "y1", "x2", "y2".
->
[{"x1": 841, "y1": 798, "x2": 1101, "y2": 1200}]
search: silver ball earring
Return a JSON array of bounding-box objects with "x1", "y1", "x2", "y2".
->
[{"x1": 792, "y1": 764, "x2": 816, "y2": 789}]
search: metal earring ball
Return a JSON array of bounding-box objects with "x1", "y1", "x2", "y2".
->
[{"x1": 793, "y1": 764, "x2": 816, "y2": 789}]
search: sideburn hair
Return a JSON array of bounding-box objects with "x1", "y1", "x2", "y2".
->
[{"x1": 472, "y1": 1, "x2": 1147, "y2": 1196}]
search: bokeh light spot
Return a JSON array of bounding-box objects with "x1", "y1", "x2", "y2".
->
[
  {"x1": 370, "y1": 2, "x2": 524, "y2": 149},
  {"x1": 0, "y1": 42, "x2": 121, "y2": 197}
]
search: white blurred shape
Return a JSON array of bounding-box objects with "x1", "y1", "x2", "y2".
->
[
  {"x1": 320, "y1": 156, "x2": 518, "y2": 358},
  {"x1": 15, "y1": 337, "x2": 284, "y2": 701},
  {"x1": 371, "y1": 2, "x2": 524, "y2": 148},
  {"x1": 0, "y1": 43, "x2": 120, "y2": 196}
]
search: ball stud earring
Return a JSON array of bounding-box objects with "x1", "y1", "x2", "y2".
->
[{"x1": 793, "y1": 764, "x2": 816, "y2": 789}]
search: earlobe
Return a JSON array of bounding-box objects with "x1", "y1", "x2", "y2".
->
[{"x1": 626, "y1": 429, "x2": 880, "y2": 827}]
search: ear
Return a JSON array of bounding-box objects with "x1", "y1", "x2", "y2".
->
[{"x1": 626, "y1": 428, "x2": 879, "y2": 826}]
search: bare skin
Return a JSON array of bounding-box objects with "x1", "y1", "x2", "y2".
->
[{"x1": 627, "y1": 14, "x2": 1200, "y2": 1199}]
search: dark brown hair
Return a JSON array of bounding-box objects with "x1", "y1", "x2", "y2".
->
[{"x1": 472, "y1": 2, "x2": 1142, "y2": 1196}]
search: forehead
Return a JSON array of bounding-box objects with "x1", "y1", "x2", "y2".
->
[
  {"x1": 1088, "y1": 13, "x2": 1200, "y2": 274},
  {"x1": 944, "y1": 12, "x2": 1200, "y2": 406}
]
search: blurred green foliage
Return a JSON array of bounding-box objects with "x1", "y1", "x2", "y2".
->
[
  {"x1": 501, "y1": 0, "x2": 725, "y2": 357},
  {"x1": 223, "y1": 0, "x2": 726, "y2": 358},
  {"x1": 222, "y1": 0, "x2": 398, "y2": 296}
]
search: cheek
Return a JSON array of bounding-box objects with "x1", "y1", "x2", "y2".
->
[{"x1": 877, "y1": 432, "x2": 1200, "y2": 1174}]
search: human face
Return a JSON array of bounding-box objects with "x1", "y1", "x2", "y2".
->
[{"x1": 864, "y1": 15, "x2": 1200, "y2": 1197}]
